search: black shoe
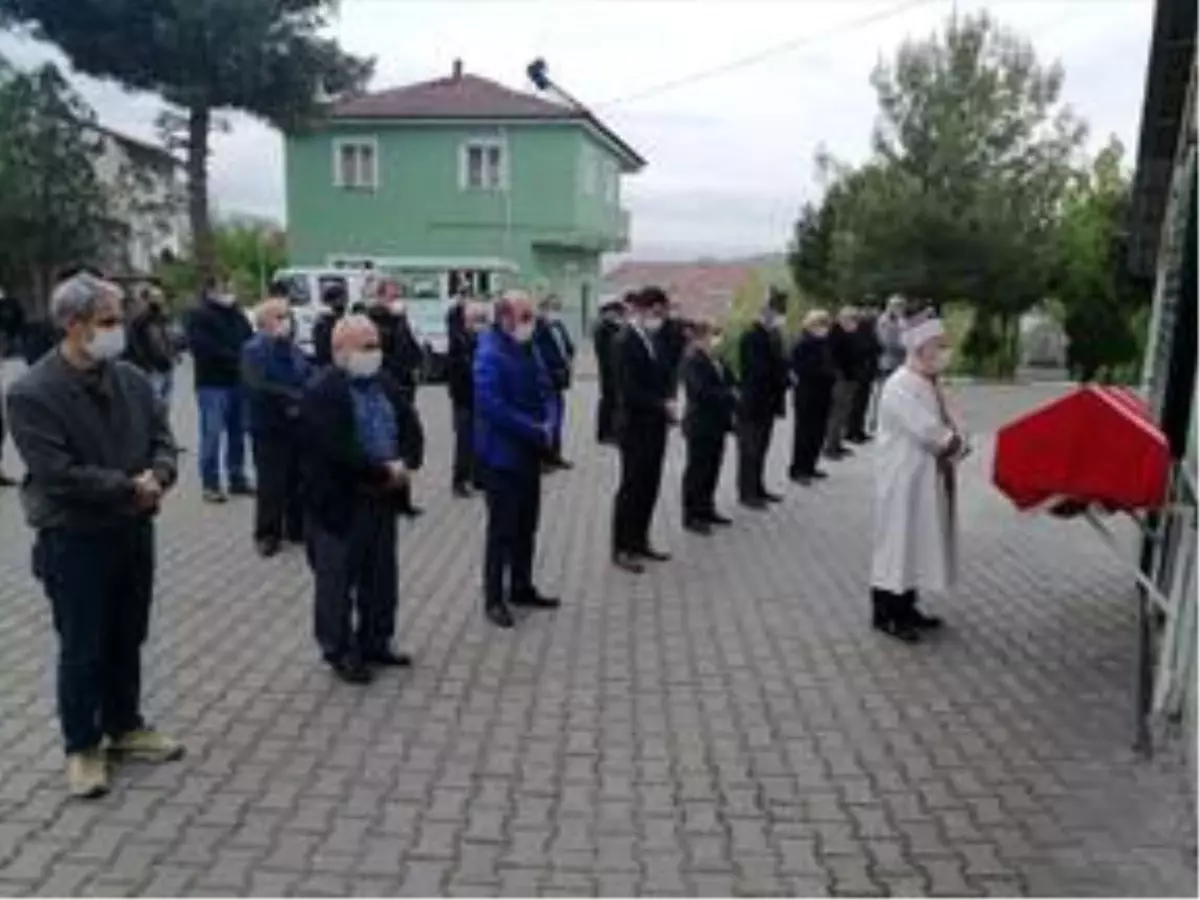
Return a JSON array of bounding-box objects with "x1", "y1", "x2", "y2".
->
[
  {"x1": 740, "y1": 496, "x2": 768, "y2": 510},
  {"x1": 511, "y1": 589, "x2": 560, "y2": 609},
  {"x1": 871, "y1": 589, "x2": 921, "y2": 644},
  {"x1": 638, "y1": 547, "x2": 671, "y2": 562},
  {"x1": 845, "y1": 433, "x2": 870, "y2": 445},
  {"x1": 811, "y1": 469, "x2": 829, "y2": 480},
  {"x1": 452, "y1": 483, "x2": 473, "y2": 499},
  {"x1": 706, "y1": 512, "x2": 733, "y2": 526},
  {"x1": 365, "y1": 648, "x2": 413, "y2": 667},
  {"x1": 762, "y1": 491, "x2": 784, "y2": 504},
  {"x1": 255, "y1": 538, "x2": 281, "y2": 558},
  {"x1": 228, "y1": 481, "x2": 255, "y2": 497},
  {"x1": 330, "y1": 656, "x2": 373, "y2": 684},
  {"x1": 0, "y1": 471, "x2": 17, "y2": 487},
  {"x1": 399, "y1": 504, "x2": 425, "y2": 519},
  {"x1": 486, "y1": 602, "x2": 516, "y2": 629},
  {"x1": 824, "y1": 447, "x2": 850, "y2": 460},
  {"x1": 553, "y1": 458, "x2": 575, "y2": 471},
  {"x1": 613, "y1": 552, "x2": 645, "y2": 574},
  {"x1": 902, "y1": 592, "x2": 943, "y2": 630},
  {"x1": 683, "y1": 519, "x2": 713, "y2": 535}
]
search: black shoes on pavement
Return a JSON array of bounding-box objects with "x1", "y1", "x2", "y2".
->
[
  {"x1": 871, "y1": 589, "x2": 944, "y2": 644},
  {"x1": 327, "y1": 647, "x2": 413, "y2": 683},
  {"x1": 486, "y1": 589, "x2": 561, "y2": 629}
]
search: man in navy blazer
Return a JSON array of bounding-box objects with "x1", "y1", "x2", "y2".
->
[
  {"x1": 532, "y1": 294, "x2": 576, "y2": 470},
  {"x1": 474, "y1": 290, "x2": 560, "y2": 629}
]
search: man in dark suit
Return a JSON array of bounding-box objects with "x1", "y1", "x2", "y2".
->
[
  {"x1": 474, "y1": 290, "x2": 559, "y2": 629},
  {"x1": 656, "y1": 300, "x2": 689, "y2": 396},
  {"x1": 611, "y1": 287, "x2": 677, "y2": 573},
  {"x1": 369, "y1": 279, "x2": 426, "y2": 517},
  {"x1": 447, "y1": 299, "x2": 485, "y2": 497},
  {"x1": 736, "y1": 289, "x2": 789, "y2": 508},
  {"x1": 824, "y1": 306, "x2": 860, "y2": 459},
  {"x1": 681, "y1": 318, "x2": 737, "y2": 533},
  {"x1": 311, "y1": 283, "x2": 348, "y2": 369},
  {"x1": 592, "y1": 297, "x2": 627, "y2": 445},
  {"x1": 300, "y1": 314, "x2": 424, "y2": 684},
  {"x1": 532, "y1": 294, "x2": 576, "y2": 469}
]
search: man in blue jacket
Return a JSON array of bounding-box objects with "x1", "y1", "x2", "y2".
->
[{"x1": 474, "y1": 290, "x2": 560, "y2": 629}]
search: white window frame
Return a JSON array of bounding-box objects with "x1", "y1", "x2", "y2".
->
[
  {"x1": 332, "y1": 137, "x2": 379, "y2": 191},
  {"x1": 459, "y1": 137, "x2": 508, "y2": 191}
]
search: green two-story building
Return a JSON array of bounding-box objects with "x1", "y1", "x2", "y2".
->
[{"x1": 284, "y1": 60, "x2": 645, "y2": 340}]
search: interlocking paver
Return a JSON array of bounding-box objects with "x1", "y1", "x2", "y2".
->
[{"x1": 0, "y1": 366, "x2": 1195, "y2": 895}]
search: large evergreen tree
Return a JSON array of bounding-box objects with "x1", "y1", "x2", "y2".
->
[{"x1": 0, "y1": 0, "x2": 373, "y2": 278}]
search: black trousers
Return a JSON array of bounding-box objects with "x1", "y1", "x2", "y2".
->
[
  {"x1": 683, "y1": 433, "x2": 725, "y2": 521},
  {"x1": 309, "y1": 498, "x2": 398, "y2": 662},
  {"x1": 34, "y1": 521, "x2": 154, "y2": 753},
  {"x1": 790, "y1": 393, "x2": 832, "y2": 476},
  {"x1": 847, "y1": 374, "x2": 875, "y2": 438},
  {"x1": 596, "y1": 392, "x2": 616, "y2": 445},
  {"x1": 452, "y1": 404, "x2": 475, "y2": 488},
  {"x1": 482, "y1": 462, "x2": 541, "y2": 606},
  {"x1": 612, "y1": 422, "x2": 668, "y2": 555},
  {"x1": 737, "y1": 416, "x2": 775, "y2": 501},
  {"x1": 252, "y1": 430, "x2": 304, "y2": 543}
]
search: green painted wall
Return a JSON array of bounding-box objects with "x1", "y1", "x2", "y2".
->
[{"x1": 285, "y1": 120, "x2": 630, "y2": 338}]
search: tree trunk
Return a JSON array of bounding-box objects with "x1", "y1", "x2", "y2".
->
[{"x1": 187, "y1": 104, "x2": 214, "y2": 282}]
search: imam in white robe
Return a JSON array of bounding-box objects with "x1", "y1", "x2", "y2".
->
[{"x1": 870, "y1": 365, "x2": 961, "y2": 595}]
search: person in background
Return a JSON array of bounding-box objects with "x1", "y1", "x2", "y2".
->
[
  {"x1": 593, "y1": 297, "x2": 627, "y2": 446},
  {"x1": 680, "y1": 317, "x2": 736, "y2": 534},
  {"x1": 656, "y1": 299, "x2": 689, "y2": 397},
  {"x1": 185, "y1": 275, "x2": 253, "y2": 503},
  {"x1": 0, "y1": 286, "x2": 25, "y2": 486},
  {"x1": 125, "y1": 286, "x2": 176, "y2": 410},
  {"x1": 871, "y1": 309, "x2": 968, "y2": 643},
  {"x1": 375, "y1": 279, "x2": 426, "y2": 518},
  {"x1": 788, "y1": 309, "x2": 836, "y2": 485},
  {"x1": 312, "y1": 282, "x2": 349, "y2": 368},
  {"x1": 870, "y1": 295, "x2": 908, "y2": 432},
  {"x1": 611, "y1": 287, "x2": 676, "y2": 573},
  {"x1": 846, "y1": 306, "x2": 881, "y2": 443},
  {"x1": 532, "y1": 294, "x2": 576, "y2": 470},
  {"x1": 473, "y1": 290, "x2": 560, "y2": 629},
  {"x1": 823, "y1": 305, "x2": 860, "y2": 461},
  {"x1": 300, "y1": 314, "x2": 424, "y2": 684},
  {"x1": 241, "y1": 298, "x2": 311, "y2": 558},
  {"x1": 448, "y1": 299, "x2": 486, "y2": 497},
  {"x1": 8, "y1": 271, "x2": 182, "y2": 799},
  {"x1": 736, "y1": 289, "x2": 789, "y2": 508}
]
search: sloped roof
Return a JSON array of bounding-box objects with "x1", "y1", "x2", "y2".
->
[
  {"x1": 604, "y1": 261, "x2": 758, "y2": 323},
  {"x1": 329, "y1": 63, "x2": 646, "y2": 170},
  {"x1": 1128, "y1": 0, "x2": 1196, "y2": 278}
]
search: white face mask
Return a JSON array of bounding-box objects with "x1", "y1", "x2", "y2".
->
[
  {"x1": 515, "y1": 322, "x2": 535, "y2": 344},
  {"x1": 86, "y1": 325, "x2": 127, "y2": 361},
  {"x1": 273, "y1": 318, "x2": 293, "y2": 339},
  {"x1": 643, "y1": 315, "x2": 664, "y2": 334},
  {"x1": 344, "y1": 349, "x2": 383, "y2": 379},
  {"x1": 214, "y1": 292, "x2": 236, "y2": 307},
  {"x1": 390, "y1": 301, "x2": 407, "y2": 317}
]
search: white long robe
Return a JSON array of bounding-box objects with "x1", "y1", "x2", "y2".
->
[{"x1": 870, "y1": 365, "x2": 960, "y2": 595}]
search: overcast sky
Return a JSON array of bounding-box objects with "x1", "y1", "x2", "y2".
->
[{"x1": 0, "y1": 0, "x2": 1155, "y2": 260}]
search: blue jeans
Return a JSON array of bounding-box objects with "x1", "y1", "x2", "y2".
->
[
  {"x1": 34, "y1": 522, "x2": 155, "y2": 753},
  {"x1": 197, "y1": 386, "x2": 247, "y2": 492},
  {"x1": 147, "y1": 371, "x2": 174, "y2": 410}
]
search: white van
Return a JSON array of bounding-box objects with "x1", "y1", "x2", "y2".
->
[{"x1": 269, "y1": 267, "x2": 375, "y2": 356}]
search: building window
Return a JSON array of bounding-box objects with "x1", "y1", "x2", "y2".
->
[
  {"x1": 333, "y1": 138, "x2": 378, "y2": 190},
  {"x1": 579, "y1": 144, "x2": 598, "y2": 196},
  {"x1": 460, "y1": 139, "x2": 507, "y2": 191}
]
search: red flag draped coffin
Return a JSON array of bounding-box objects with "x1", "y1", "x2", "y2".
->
[{"x1": 992, "y1": 386, "x2": 1171, "y2": 513}]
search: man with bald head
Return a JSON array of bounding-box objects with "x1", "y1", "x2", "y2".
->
[
  {"x1": 299, "y1": 314, "x2": 425, "y2": 683},
  {"x1": 474, "y1": 289, "x2": 559, "y2": 628},
  {"x1": 241, "y1": 297, "x2": 312, "y2": 556}
]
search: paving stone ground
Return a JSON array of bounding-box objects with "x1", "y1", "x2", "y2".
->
[{"x1": 0, "y1": 362, "x2": 1195, "y2": 898}]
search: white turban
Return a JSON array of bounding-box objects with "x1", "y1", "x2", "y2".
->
[{"x1": 902, "y1": 314, "x2": 945, "y2": 352}]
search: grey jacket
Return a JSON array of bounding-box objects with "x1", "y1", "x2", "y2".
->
[
  {"x1": 876, "y1": 313, "x2": 906, "y2": 375},
  {"x1": 8, "y1": 351, "x2": 179, "y2": 531}
]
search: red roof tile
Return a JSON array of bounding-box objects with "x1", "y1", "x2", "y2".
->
[
  {"x1": 329, "y1": 63, "x2": 645, "y2": 168},
  {"x1": 604, "y1": 262, "x2": 759, "y2": 322}
]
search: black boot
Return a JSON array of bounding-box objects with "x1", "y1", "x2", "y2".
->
[
  {"x1": 872, "y1": 588, "x2": 920, "y2": 644},
  {"x1": 903, "y1": 590, "x2": 943, "y2": 630}
]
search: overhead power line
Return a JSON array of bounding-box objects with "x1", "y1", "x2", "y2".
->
[{"x1": 593, "y1": 0, "x2": 945, "y2": 109}]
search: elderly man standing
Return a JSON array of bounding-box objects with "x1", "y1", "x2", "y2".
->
[
  {"x1": 242, "y1": 298, "x2": 312, "y2": 557},
  {"x1": 474, "y1": 290, "x2": 560, "y2": 628},
  {"x1": 185, "y1": 275, "x2": 253, "y2": 503},
  {"x1": 532, "y1": 294, "x2": 576, "y2": 470},
  {"x1": 823, "y1": 306, "x2": 860, "y2": 460},
  {"x1": 736, "y1": 289, "x2": 789, "y2": 508},
  {"x1": 300, "y1": 314, "x2": 423, "y2": 684},
  {"x1": 870, "y1": 310, "x2": 969, "y2": 643},
  {"x1": 447, "y1": 300, "x2": 486, "y2": 497},
  {"x1": 592, "y1": 297, "x2": 627, "y2": 446},
  {"x1": 8, "y1": 272, "x2": 182, "y2": 798},
  {"x1": 870, "y1": 295, "x2": 908, "y2": 432}
]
